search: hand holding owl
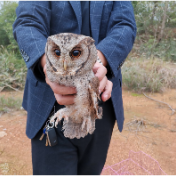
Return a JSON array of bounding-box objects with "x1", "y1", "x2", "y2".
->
[
  {"x1": 92, "y1": 61, "x2": 113, "y2": 102},
  {"x1": 41, "y1": 50, "x2": 112, "y2": 105},
  {"x1": 41, "y1": 33, "x2": 113, "y2": 138}
]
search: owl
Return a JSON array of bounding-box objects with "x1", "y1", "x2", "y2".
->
[{"x1": 45, "y1": 33, "x2": 103, "y2": 139}]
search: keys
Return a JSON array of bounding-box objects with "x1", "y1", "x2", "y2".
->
[
  {"x1": 39, "y1": 132, "x2": 45, "y2": 141},
  {"x1": 45, "y1": 135, "x2": 49, "y2": 146},
  {"x1": 39, "y1": 120, "x2": 58, "y2": 147},
  {"x1": 39, "y1": 125, "x2": 47, "y2": 141},
  {"x1": 46, "y1": 127, "x2": 58, "y2": 146}
]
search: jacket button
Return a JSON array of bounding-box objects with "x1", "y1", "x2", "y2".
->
[
  {"x1": 117, "y1": 61, "x2": 125, "y2": 70},
  {"x1": 25, "y1": 56, "x2": 29, "y2": 62},
  {"x1": 24, "y1": 56, "x2": 29, "y2": 62}
]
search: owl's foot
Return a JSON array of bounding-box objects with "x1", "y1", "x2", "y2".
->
[{"x1": 50, "y1": 109, "x2": 68, "y2": 127}]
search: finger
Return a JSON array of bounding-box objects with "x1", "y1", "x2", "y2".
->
[
  {"x1": 50, "y1": 81, "x2": 76, "y2": 95},
  {"x1": 93, "y1": 62, "x2": 106, "y2": 74},
  {"x1": 92, "y1": 62, "x2": 101, "y2": 73},
  {"x1": 43, "y1": 64, "x2": 47, "y2": 75},
  {"x1": 99, "y1": 76, "x2": 108, "y2": 94},
  {"x1": 45, "y1": 75, "x2": 76, "y2": 95},
  {"x1": 44, "y1": 65, "x2": 76, "y2": 95},
  {"x1": 41, "y1": 54, "x2": 46, "y2": 68},
  {"x1": 54, "y1": 93, "x2": 75, "y2": 105},
  {"x1": 101, "y1": 80, "x2": 113, "y2": 102},
  {"x1": 44, "y1": 65, "x2": 49, "y2": 84},
  {"x1": 95, "y1": 66, "x2": 107, "y2": 82},
  {"x1": 93, "y1": 64, "x2": 107, "y2": 82}
]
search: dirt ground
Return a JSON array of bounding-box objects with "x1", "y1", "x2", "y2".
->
[{"x1": 0, "y1": 88, "x2": 176, "y2": 175}]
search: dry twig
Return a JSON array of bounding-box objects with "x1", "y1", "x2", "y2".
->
[
  {"x1": 4, "y1": 84, "x2": 19, "y2": 92},
  {"x1": 143, "y1": 93, "x2": 175, "y2": 115}
]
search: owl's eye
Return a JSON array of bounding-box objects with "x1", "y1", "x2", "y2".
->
[
  {"x1": 54, "y1": 49, "x2": 61, "y2": 57},
  {"x1": 71, "y1": 50, "x2": 81, "y2": 59}
]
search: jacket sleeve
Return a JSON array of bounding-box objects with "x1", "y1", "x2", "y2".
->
[
  {"x1": 96, "y1": 1, "x2": 137, "y2": 78},
  {"x1": 13, "y1": 1, "x2": 51, "y2": 70}
]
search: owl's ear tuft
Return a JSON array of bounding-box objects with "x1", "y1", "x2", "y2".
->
[
  {"x1": 47, "y1": 37, "x2": 53, "y2": 45},
  {"x1": 80, "y1": 37, "x2": 95, "y2": 46}
]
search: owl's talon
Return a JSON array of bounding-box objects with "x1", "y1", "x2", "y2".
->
[
  {"x1": 55, "y1": 123, "x2": 58, "y2": 128},
  {"x1": 64, "y1": 115, "x2": 69, "y2": 121},
  {"x1": 50, "y1": 115, "x2": 57, "y2": 123},
  {"x1": 55, "y1": 117, "x2": 62, "y2": 127}
]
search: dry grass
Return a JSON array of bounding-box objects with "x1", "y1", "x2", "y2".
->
[
  {"x1": 122, "y1": 57, "x2": 176, "y2": 93},
  {"x1": 0, "y1": 95, "x2": 22, "y2": 114},
  {"x1": 0, "y1": 46, "x2": 27, "y2": 91}
]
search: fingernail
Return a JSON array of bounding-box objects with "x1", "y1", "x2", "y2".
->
[{"x1": 99, "y1": 89, "x2": 101, "y2": 94}]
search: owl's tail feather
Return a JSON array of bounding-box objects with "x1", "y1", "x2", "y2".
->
[{"x1": 62, "y1": 117, "x2": 95, "y2": 139}]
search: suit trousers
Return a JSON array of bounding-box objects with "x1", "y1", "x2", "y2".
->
[{"x1": 31, "y1": 98, "x2": 116, "y2": 175}]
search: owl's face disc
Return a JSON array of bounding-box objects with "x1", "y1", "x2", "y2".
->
[{"x1": 45, "y1": 33, "x2": 97, "y2": 77}]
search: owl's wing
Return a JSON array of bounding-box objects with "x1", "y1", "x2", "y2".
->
[{"x1": 88, "y1": 77, "x2": 103, "y2": 119}]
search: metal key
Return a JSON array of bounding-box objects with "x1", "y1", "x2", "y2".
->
[
  {"x1": 46, "y1": 130, "x2": 51, "y2": 146},
  {"x1": 39, "y1": 124, "x2": 48, "y2": 141},
  {"x1": 39, "y1": 133, "x2": 45, "y2": 141},
  {"x1": 45, "y1": 135, "x2": 49, "y2": 146},
  {"x1": 39, "y1": 120, "x2": 58, "y2": 147},
  {"x1": 45, "y1": 121, "x2": 58, "y2": 147}
]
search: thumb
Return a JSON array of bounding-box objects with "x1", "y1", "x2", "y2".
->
[
  {"x1": 93, "y1": 62, "x2": 101, "y2": 74},
  {"x1": 43, "y1": 64, "x2": 47, "y2": 75}
]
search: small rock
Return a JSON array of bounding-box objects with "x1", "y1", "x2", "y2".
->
[{"x1": 0, "y1": 131, "x2": 7, "y2": 138}]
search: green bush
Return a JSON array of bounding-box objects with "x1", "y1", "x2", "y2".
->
[
  {"x1": 135, "y1": 38, "x2": 176, "y2": 62},
  {"x1": 132, "y1": 1, "x2": 176, "y2": 62},
  {"x1": 0, "y1": 1, "x2": 19, "y2": 51}
]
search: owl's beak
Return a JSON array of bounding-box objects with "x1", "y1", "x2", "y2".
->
[{"x1": 64, "y1": 60, "x2": 67, "y2": 71}]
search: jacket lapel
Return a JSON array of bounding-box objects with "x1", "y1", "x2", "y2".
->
[
  {"x1": 90, "y1": 1, "x2": 105, "y2": 45},
  {"x1": 69, "y1": 1, "x2": 82, "y2": 34}
]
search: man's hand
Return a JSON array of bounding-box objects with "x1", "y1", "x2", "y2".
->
[
  {"x1": 41, "y1": 50, "x2": 113, "y2": 105},
  {"x1": 97, "y1": 50, "x2": 107, "y2": 66},
  {"x1": 93, "y1": 62, "x2": 113, "y2": 102},
  {"x1": 95, "y1": 50, "x2": 113, "y2": 102},
  {"x1": 41, "y1": 55, "x2": 76, "y2": 105}
]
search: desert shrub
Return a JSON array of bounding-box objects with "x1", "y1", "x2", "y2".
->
[
  {"x1": 0, "y1": 46, "x2": 27, "y2": 91},
  {"x1": 122, "y1": 57, "x2": 176, "y2": 93}
]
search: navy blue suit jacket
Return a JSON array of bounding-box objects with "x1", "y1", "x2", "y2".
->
[{"x1": 13, "y1": 1, "x2": 136, "y2": 139}]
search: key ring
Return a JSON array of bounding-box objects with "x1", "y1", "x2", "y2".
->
[{"x1": 46, "y1": 120, "x2": 55, "y2": 128}]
